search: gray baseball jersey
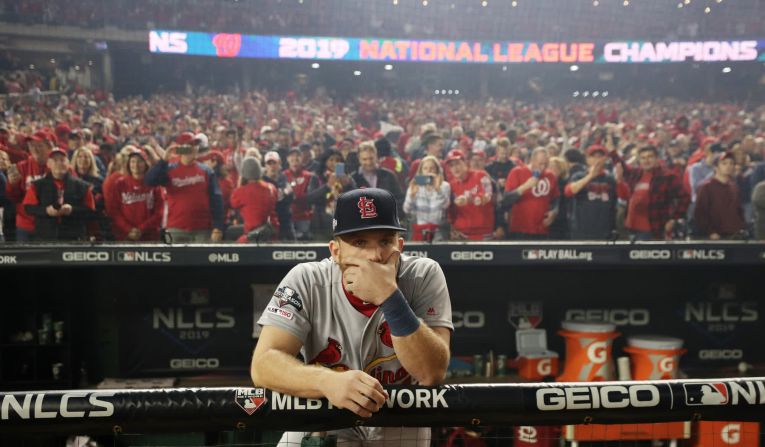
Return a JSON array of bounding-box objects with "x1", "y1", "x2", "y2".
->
[{"x1": 257, "y1": 254, "x2": 453, "y2": 385}]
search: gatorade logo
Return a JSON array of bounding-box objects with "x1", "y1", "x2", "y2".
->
[
  {"x1": 537, "y1": 359, "x2": 552, "y2": 376},
  {"x1": 518, "y1": 426, "x2": 538, "y2": 443},
  {"x1": 721, "y1": 423, "x2": 741, "y2": 444},
  {"x1": 658, "y1": 357, "x2": 675, "y2": 373},
  {"x1": 587, "y1": 341, "x2": 608, "y2": 363}
]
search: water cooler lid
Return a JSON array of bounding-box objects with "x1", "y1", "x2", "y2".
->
[
  {"x1": 561, "y1": 320, "x2": 616, "y2": 333},
  {"x1": 627, "y1": 335, "x2": 684, "y2": 350}
]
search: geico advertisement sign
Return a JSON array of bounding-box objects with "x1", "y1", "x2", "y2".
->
[
  {"x1": 565, "y1": 308, "x2": 650, "y2": 326},
  {"x1": 450, "y1": 251, "x2": 493, "y2": 261},
  {"x1": 698, "y1": 349, "x2": 743, "y2": 360},
  {"x1": 629, "y1": 249, "x2": 672, "y2": 260},
  {"x1": 452, "y1": 311, "x2": 485, "y2": 329},
  {"x1": 536, "y1": 385, "x2": 661, "y2": 411},
  {"x1": 62, "y1": 251, "x2": 110, "y2": 262},
  {"x1": 272, "y1": 250, "x2": 318, "y2": 261},
  {"x1": 0, "y1": 392, "x2": 115, "y2": 420},
  {"x1": 170, "y1": 358, "x2": 220, "y2": 369}
]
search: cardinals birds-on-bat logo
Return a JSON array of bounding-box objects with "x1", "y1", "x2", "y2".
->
[{"x1": 310, "y1": 337, "x2": 349, "y2": 371}]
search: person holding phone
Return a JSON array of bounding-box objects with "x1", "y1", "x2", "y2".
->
[
  {"x1": 307, "y1": 149, "x2": 357, "y2": 239},
  {"x1": 503, "y1": 147, "x2": 560, "y2": 240},
  {"x1": 403, "y1": 155, "x2": 451, "y2": 241},
  {"x1": 144, "y1": 133, "x2": 224, "y2": 243}
]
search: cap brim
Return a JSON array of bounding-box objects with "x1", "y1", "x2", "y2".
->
[{"x1": 333, "y1": 225, "x2": 407, "y2": 237}]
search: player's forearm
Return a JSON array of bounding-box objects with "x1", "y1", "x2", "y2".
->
[
  {"x1": 250, "y1": 348, "x2": 333, "y2": 399},
  {"x1": 392, "y1": 324, "x2": 450, "y2": 386}
]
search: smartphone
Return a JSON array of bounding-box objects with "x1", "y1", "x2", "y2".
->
[
  {"x1": 334, "y1": 162, "x2": 345, "y2": 176},
  {"x1": 532, "y1": 170, "x2": 541, "y2": 178},
  {"x1": 414, "y1": 175, "x2": 433, "y2": 186},
  {"x1": 176, "y1": 145, "x2": 192, "y2": 155}
]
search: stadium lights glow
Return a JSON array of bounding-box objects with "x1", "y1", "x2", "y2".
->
[
  {"x1": 602, "y1": 91, "x2": 609, "y2": 97},
  {"x1": 684, "y1": 0, "x2": 690, "y2": 4},
  {"x1": 573, "y1": 91, "x2": 580, "y2": 97},
  {"x1": 482, "y1": 1, "x2": 488, "y2": 7},
  {"x1": 384, "y1": 64, "x2": 393, "y2": 70},
  {"x1": 50, "y1": 58, "x2": 56, "y2": 64},
  {"x1": 623, "y1": 0, "x2": 629, "y2": 6},
  {"x1": 451, "y1": 3, "x2": 456, "y2": 9},
  {"x1": 455, "y1": 89, "x2": 460, "y2": 94},
  {"x1": 716, "y1": 0, "x2": 722, "y2": 2},
  {"x1": 434, "y1": 90, "x2": 440, "y2": 95},
  {"x1": 677, "y1": 3, "x2": 683, "y2": 8},
  {"x1": 583, "y1": 91, "x2": 590, "y2": 97},
  {"x1": 511, "y1": 1, "x2": 518, "y2": 6},
  {"x1": 88, "y1": 60, "x2": 93, "y2": 66},
  {"x1": 74, "y1": 65, "x2": 81, "y2": 71},
  {"x1": 593, "y1": 91, "x2": 600, "y2": 97},
  {"x1": 722, "y1": 66, "x2": 732, "y2": 73},
  {"x1": 311, "y1": 62, "x2": 320, "y2": 69},
  {"x1": 441, "y1": 89, "x2": 446, "y2": 94},
  {"x1": 502, "y1": 65, "x2": 508, "y2": 71},
  {"x1": 422, "y1": 0, "x2": 428, "y2": 6},
  {"x1": 29, "y1": 64, "x2": 35, "y2": 69},
  {"x1": 393, "y1": 0, "x2": 398, "y2": 4},
  {"x1": 570, "y1": 65, "x2": 579, "y2": 72},
  {"x1": 593, "y1": 0, "x2": 599, "y2": 6},
  {"x1": 448, "y1": 90, "x2": 454, "y2": 94},
  {"x1": 354, "y1": 70, "x2": 362, "y2": 76},
  {"x1": 704, "y1": 6, "x2": 711, "y2": 13}
]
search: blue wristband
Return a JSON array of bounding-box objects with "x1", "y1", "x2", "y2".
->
[{"x1": 380, "y1": 289, "x2": 421, "y2": 337}]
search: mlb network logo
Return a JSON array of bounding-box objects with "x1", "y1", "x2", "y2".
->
[
  {"x1": 684, "y1": 382, "x2": 729, "y2": 406},
  {"x1": 235, "y1": 388, "x2": 268, "y2": 415}
]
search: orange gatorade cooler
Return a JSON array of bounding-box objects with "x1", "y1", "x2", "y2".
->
[
  {"x1": 558, "y1": 321, "x2": 619, "y2": 382},
  {"x1": 515, "y1": 328, "x2": 559, "y2": 381},
  {"x1": 623, "y1": 335, "x2": 686, "y2": 380},
  {"x1": 692, "y1": 421, "x2": 760, "y2": 447}
]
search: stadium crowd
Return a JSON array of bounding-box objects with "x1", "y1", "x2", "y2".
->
[
  {"x1": 1, "y1": 85, "x2": 764, "y2": 244},
  {"x1": 1, "y1": 0, "x2": 761, "y2": 42}
]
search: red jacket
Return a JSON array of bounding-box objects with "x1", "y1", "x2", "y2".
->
[
  {"x1": 110, "y1": 175, "x2": 165, "y2": 241},
  {"x1": 145, "y1": 160, "x2": 224, "y2": 231},
  {"x1": 102, "y1": 172, "x2": 125, "y2": 218},
  {"x1": 284, "y1": 168, "x2": 316, "y2": 222},
  {"x1": 219, "y1": 176, "x2": 235, "y2": 224},
  {"x1": 230, "y1": 181, "x2": 279, "y2": 233},
  {"x1": 448, "y1": 170, "x2": 495, "y2": 238},
  {"x1": 6, "y1": 156, "x2": 49, "y2": 231}
]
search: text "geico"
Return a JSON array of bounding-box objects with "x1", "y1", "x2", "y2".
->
[
  {"x1": 536, "y1": 385, "x2": 661, "y2": 411},
  {"x1": 450, "y1": 251, "x2": 494, "y2": 261},
  {"x1": 272, "y1": 251, "x2": 317, "y2": 261}
]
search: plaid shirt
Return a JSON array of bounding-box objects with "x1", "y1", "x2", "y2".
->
[
  {"x1": 403, "y1": 181, "x2": 451, "y2": 225},
  {"x1": 612, "y1": 152, "x2": 690, "y2": 238}
]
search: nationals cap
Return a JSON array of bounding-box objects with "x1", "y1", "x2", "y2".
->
[{"x1": 333, "y1": 188, "x2": 406, "y2": 236}]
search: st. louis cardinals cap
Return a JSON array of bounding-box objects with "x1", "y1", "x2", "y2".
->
[{"x1": 333, "y1": 188, "x2": 406, "y2": 236}]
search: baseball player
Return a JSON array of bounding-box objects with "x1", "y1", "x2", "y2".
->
[{"x1": 251, "y1": 187, "x2": 453, "y2": 446}]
